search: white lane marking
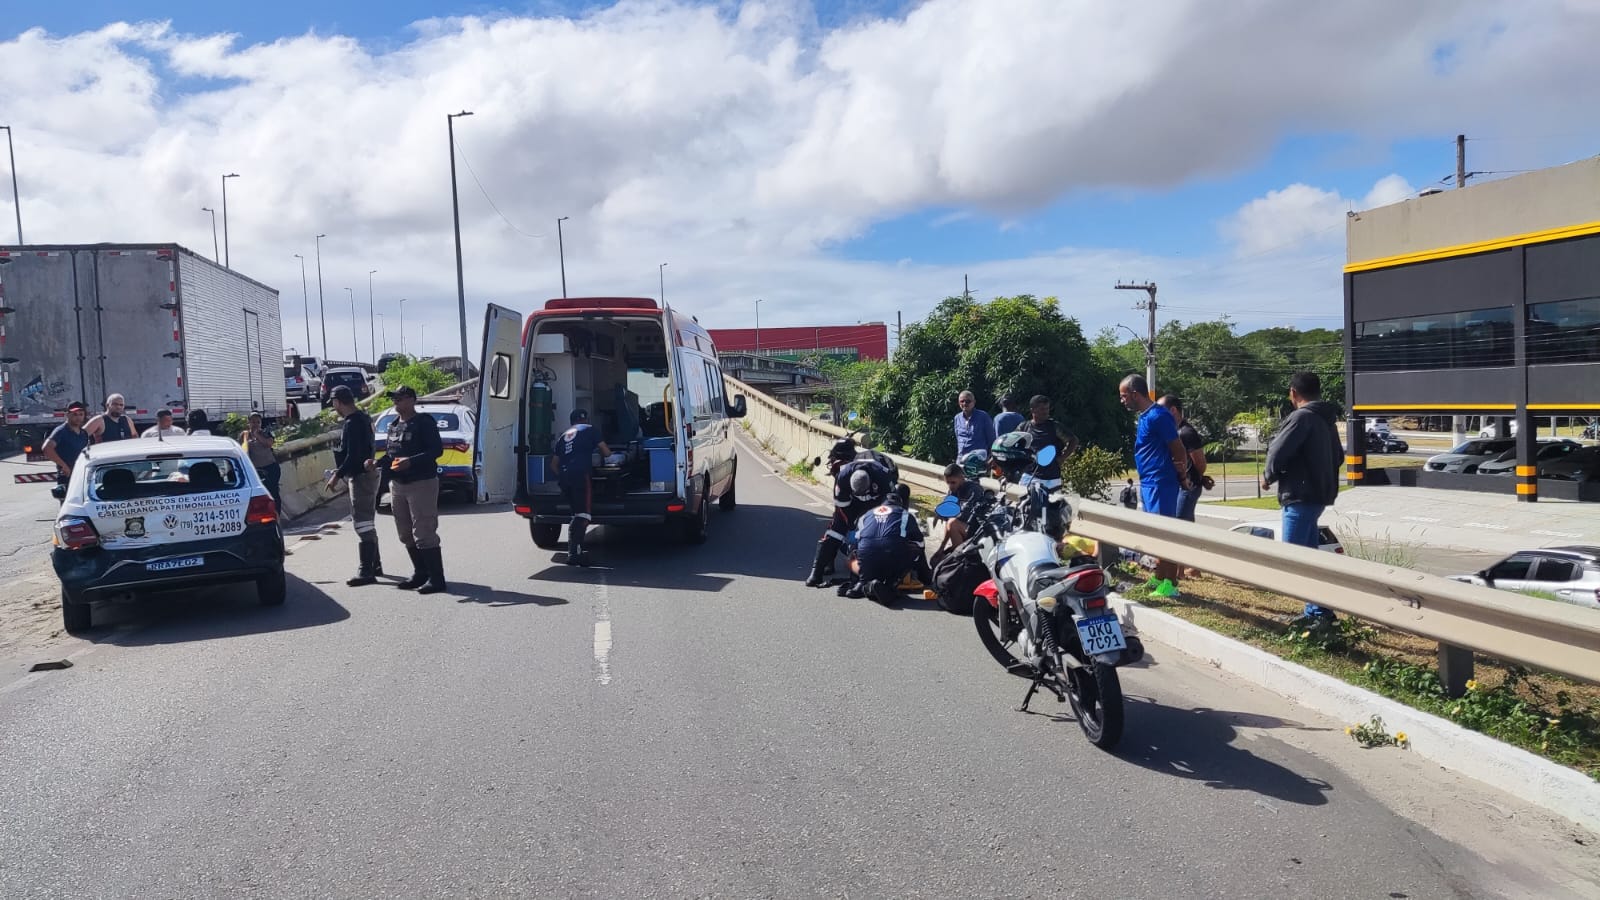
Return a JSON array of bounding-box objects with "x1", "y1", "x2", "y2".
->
[
  {"x1": 1532, "y1": 529, "x2": 1584, "y2": 539},
  {"x1": 593, "y1": 572, "x2": 613, "y2": 686},
  {"x1": 1402, "y1": 516, "x2": 1440, "y2": 524},
  {"x1": 1463, "y1": 522, "x2": 1509, "y2": 531}
]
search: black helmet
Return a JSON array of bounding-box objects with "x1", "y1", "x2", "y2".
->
[
  {"x1": 989, "y1": 431, "x2": 1033, "y2": 480},
  {"x1": 828, "y1": 437, "x2": 858, "y2": 465},
  {"x1": 958, "y1": 450, "x2": 989, "y2": 479}
]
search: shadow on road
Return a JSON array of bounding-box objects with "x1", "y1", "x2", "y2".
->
[
  {"x1": 88, "y1": 574, "x2": 350, "y2": 646},
  {"x1": 1116, "y1": 698, "x2": 1333, "y2": 806},
  {"x1": 450, "y1": 581, "x2": 568, "y2": 607}
]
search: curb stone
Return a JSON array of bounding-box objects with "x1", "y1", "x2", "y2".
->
[{"x1": 1109, "y1": 593, "x2": 1600, "y2": 834}]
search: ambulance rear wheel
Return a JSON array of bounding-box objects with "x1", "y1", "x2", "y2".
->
[{"x1": 530, "y1": 522, "x2": 563, "y2": 550}]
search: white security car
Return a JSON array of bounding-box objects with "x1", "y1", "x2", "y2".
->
[
  {"x1": 1229, "y1": 521, "x2": 1345, "y2": 554},
  {"x1": 50, "y1": 436, "x2": 286, "y2": 632},
  {"x1": 1425, "y1": 438, "x2": 1517, "y2": 474},
  {"x1": 1451, "y1": 547, "x2": 1600, "y2": 609}
]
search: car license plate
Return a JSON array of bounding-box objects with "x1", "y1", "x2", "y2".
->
[
  {"x1": 1076, "y1": 614, "x2": 1127, "y2": 655},
  {"x1": 147, "y1": 555, "x2": 204, "y2": 572}
]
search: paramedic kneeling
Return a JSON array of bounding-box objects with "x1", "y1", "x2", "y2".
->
[
  {"x1": 550, "y1": 409, "x2": 610, "y2": 567},
  {"x1": 848, "y1": 492, "x2": 933, "y2": 606}
]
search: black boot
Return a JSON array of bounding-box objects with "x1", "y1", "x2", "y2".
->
[
  {"x1": 346, "y1": 542, "x2": 377, "y2": 586},
  {"x1": 804, "y1": 540, "x2": 838, "y2": 587},
  {"x1": 417, "y1": 547, "x2": 448, "y2": 595},
  {"x1": 566, "y1": 520, "x2": 590, "y2": 567},
  {"x1": 371, "y1": 544, "x2": 383, "y2": 578},
  {"x1": 396, "y1": 545, "x2": 427, "y2": 590}
]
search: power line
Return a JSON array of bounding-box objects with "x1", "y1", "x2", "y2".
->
[{"x1": 452, "y1": 138, "x2": 546, "y2": 241}]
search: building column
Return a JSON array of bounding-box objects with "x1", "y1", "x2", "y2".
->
[
  {"x1": 1515, "y1": 406, "x2": 1538, "y2": 502},
  {"x1": 1346, "y1": 416, "x2": 1366, "y2": 487}
]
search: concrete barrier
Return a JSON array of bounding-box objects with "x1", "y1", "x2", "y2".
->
[{"x1": 273, "y1": 431, "x2": 341, "y2": 520}]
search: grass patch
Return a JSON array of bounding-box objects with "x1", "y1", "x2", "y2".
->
[
  {"x1": 786, "y1": 460, "x2": 818, "y2": 484},
  {"x1": 1210, "y1": 485, "x2": 1355, "y2": 510},
  {"x1": 1117, "y1": 570, "x2": 1600, "y2": 779}
]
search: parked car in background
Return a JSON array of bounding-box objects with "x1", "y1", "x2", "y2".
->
[
  {"x1": 319, "y1": 366, "x2": 372, "y2": 407},
  {"x1": 50, "y1": 436, "x2": 286, "y2": 632},
  {"x1": 373, "y1": 402, "x2": 479, "y2": 504},
  {"x1": 1542, "y1": 445, "x2": 1600, "y2": 482},
  {"x1": 377, "y1": 353, "x2": 403, "y2": 373},
  {"x1": 1425, "y1": 438, "x2": 1517, "y2": 474},
  {"x1": 1478, "y1": 420, "x2": 1520, "y2": 439},
  {"x1": 1366, "y1": 432, "x2": 1410, "y2": 454},
  {"x1": 1477, "y1": 439, "x2": 1583, "y2": 476},
  {"x1": 1451, "y1": 547, "x2": 1600, "y2": 609},
  {"x1": 283, "y1": 364, "x2": 318, "y2": 402},
  {"x1": 1229, "y1": 521, "x2": 1345, "y2": 554}
]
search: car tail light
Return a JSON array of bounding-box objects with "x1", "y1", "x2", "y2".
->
[
  {"x1": 54, "y1": 517, "x2": 100, "y2": 550},
  {"x1": 513, "y1": 504, "x2": 532, "y2": 516},
  {"x1": 1335, "y1": 546, "x2": 1345, "y2": 554},
  {"x1": 1070, "y1": 569, "x2": 1106, "y2": 594},
  {"x1": 446, "y1": 440, "x2": 471, "y2": 453},
  {"x1": 246, "y1": 494, "x2": 278, "y2": 525},
  {"x1": 667, "y1": 503, "x2": 686, "y2": 513}
]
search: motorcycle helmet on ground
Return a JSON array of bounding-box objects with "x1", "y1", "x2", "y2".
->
[
  {"x1": 958, "y1": 450, "x2": 989, "y2": 480},
  {"x1": 989, "y1": 430, "x2": 1033, "y2": 481}
]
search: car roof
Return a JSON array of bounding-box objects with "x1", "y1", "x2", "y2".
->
[
  {"x1": 1547, "y1": 546, "x2": 1600, "y2": 560},
  {"x1": 80, "y1": 435, "x2": 245, "y2": 463},
  {"x1": 325, "y1": 366, "x2": 366, "y2": 375},
  {"x1": 376, "y1": 402, "x2": 471, "y2": 417}
]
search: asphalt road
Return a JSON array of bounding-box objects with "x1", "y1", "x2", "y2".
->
[{"x1": 2, "y1": 440, "x2": 1597, "y2": 898}]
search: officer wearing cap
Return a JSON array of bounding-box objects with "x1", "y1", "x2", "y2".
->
[
  {"x1": 326, "y1": 385, "x2": 381, "y2": 586},
  {"x1": 805, "y1": 438, "x2": 894, "y2": 587},
  {"x1": 550, "y1": 408, "x2": 611, "y2": 567},
  {"x1": 385, "y1": 384, "x2": 448, "y2": 593}
]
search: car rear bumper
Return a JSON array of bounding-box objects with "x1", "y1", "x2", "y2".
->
[
  {"x1": 518, "y1": 491, "x2": 686, "y2": 526},
  {"x1": 53, "y1": 525, "x2": 286, "y2": 597}
]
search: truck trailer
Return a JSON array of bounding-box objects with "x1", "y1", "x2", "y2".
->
[{"x1": 0, "y1": 243, "x2": 286, "y2": 447}]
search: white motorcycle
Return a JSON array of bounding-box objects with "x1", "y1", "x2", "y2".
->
[{"x1": 937, "y1": 444, "x2": 1141, "y2": 750}]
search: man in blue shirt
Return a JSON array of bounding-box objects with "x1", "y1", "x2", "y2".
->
[
  {"x1": 1120, "y1": 375, "x2": 1193, "y2": 583},
  {"x1": 550, "y1": 409, "x2": 611, "y2": 567},
  {"x1": 42, "y1": 401, "x2": 91, "y2": 486},
  {"x1": 952, "y1": 391, "x2": 996, "y2": 460},
  {"x1": 993, "y1": 394, "x2": 1024, "y2": 437}
]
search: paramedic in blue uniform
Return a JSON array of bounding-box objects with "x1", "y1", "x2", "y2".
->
[
  {"x1": 805, "y1": 442, "x2": 895, "y2": 587},
  {"x1": 550, "y1": 409, "x2": 611, "y2": 567},
  {"x1": 845, "y1": 490, "x2": 933, "y2": 605}
]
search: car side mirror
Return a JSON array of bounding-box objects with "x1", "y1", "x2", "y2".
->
[
  {"x1": 1477, "y1": 569, "x2": 1493, "y2": 583},
  {"x1": 728, "y1": 394, "x2": 748, "y2": 418}
]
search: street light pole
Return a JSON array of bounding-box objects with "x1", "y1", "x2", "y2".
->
[
  {"x1": 399, "y1": 298, "x2": 407, "y2": 356},
  {"x1": 556, "y1": 216, "x2": 569, "y2": 298},
  {"x1": 345, "y1": 287, "x2": 357, "y2": 360},
  {"x1": 221, "y1": 173, "x2": 240, "y2": 268},
  {"x1": 314, "y1": 234, "x2": 328, "y2": 359},
  {"x1": 1, "y1": 126, "x2": 21, "y2": 243},
  {"x1": 755, "y1": 298, "x2": 764, "y2": 352},
  {"x1": 201, "y1": 207, "x2": 219, "y2": 262},
  {"x1": 378, "y1": 313, "x2": 388, "y2": 354},
  {"x1": 293, "y1": 253, "x2": 311, "y2": 361},
  {"x1": 367, "y1": 269, "x2": 378, "y2": 363},
  {"x1": 659, "y1": 262, "x2": 667, "y2": 305},
  {"x1": 447, "y1": 110, "x2": 474, "y2": 378}
]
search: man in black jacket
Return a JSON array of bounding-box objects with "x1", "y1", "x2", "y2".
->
[
  {"x1": 1262, "y1": 372, "x2": 1344, "y2": 621},
  {"x1": 386, "y1": 385, "x2": 447, "y2": 594},
  {"x1": 805, "y1": 442, "x2": 894, "y2": 587},
  {"x1": 327, "y1": 385, "x2": 381, "y2": 586}
]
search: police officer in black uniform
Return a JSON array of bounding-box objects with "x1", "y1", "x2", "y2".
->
[
  {"x1": 805, "y1": 438, "x2": 894, "y2": 587},
  {"x1": 842, "y1": 490, "x2": 932, "y2": 605},
  {"x1": 550, "y1": 409, "x2": 610, "y2": 567},
  {"x1": 385, "y1": 385, "x2": 447, "y2": 594}
]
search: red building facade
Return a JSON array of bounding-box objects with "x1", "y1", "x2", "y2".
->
[{"x1": 707, "y1": 323, "x2": 889, "y2": 360}]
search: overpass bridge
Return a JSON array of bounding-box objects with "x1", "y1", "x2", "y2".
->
[{"x1": 717, "y1": 352, "x2": 829, "y2": 408}]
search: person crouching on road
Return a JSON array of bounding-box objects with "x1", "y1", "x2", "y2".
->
[
  {"x1": 805, "y1": 438, "x2": 894, "y2": 587},
  {"x1": 550, "y1": 408, "x2": 610, "y2": 567},
  {"x1": 385, "y1": 385, "x2": 447, "y2": 594},
  {"x1": 842, "y1": 489, "x2": 932, "y2": 606},
  {"x1": 327, "y1": 386, "x2": 381, "y2": 586}
]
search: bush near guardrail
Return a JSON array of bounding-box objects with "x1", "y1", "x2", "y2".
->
[{"x1": 726, "y1": 373, "x2": 1600, "y2": 694}]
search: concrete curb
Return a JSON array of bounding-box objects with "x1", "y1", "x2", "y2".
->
[{"x1": 1109, "y1": 593, "x2": 1600, "y2": 834}]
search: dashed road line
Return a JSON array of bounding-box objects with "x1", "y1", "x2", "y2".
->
[
  {"x1": 593, "y1": 572, "x2": 613, "y2": 686},
  {"x1": 1532, "y1": 529, "x2": 1584, "y2": 539},
  {"x1": 1463, "y1": 522, "x2": 1509, "y2": 531}
]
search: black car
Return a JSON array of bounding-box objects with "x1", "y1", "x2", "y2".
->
[
  {"x1": 319, "y1": 367, "x2": 372, "y2": 406},
  {"x1": 378, "y1": 353, "x2": 403, "y2": 373},
  {"x1": 1367, "y1": 432, "x2": 1409, "y2": 454}
]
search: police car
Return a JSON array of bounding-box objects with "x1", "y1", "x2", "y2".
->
[
  {"x1": 50, "y1": 436, "x2": 286, "y2": 633},
  {"x1": 374, "y1": 402, "x2": 479, "y2": 504}
]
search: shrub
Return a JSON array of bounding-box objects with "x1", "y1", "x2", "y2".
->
[{"x1": 1062, "y1": 445, "x2": 1126, "y2": 502}]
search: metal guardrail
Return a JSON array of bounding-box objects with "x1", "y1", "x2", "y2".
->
[{"x1": 726, "y1": 373, "x2": 1600, "y2": 689}]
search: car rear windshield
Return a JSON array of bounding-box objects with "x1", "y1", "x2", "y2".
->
[
  {"x1": 91, "y1": 456, "x2": 246, "y2": 499},
  {"x1": 1318, "y1": 527, "x2": 1340, "y2": 545},
  {"x1": 326, "y1": 371, "x2": 366, "y2": 386},
  {"x1": 283, "y1": 365, "x2": 299, "y2": 378},
  {"x1": 375, "y1": 412, "x2": 460, "y2": 433}
]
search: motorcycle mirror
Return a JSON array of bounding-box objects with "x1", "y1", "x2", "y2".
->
[
  {"x1": 1035, "y1": 445, "x2": 1057, "y2": 467},
  {"x1": 935, "y1": 496, "x2": 963, "y2": 518}
]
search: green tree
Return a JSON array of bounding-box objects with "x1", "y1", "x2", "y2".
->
[{"x1": 863, "y1": 295, "x2": 1130, "y2": 463}]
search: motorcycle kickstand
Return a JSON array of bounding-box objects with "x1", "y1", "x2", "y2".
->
[{"x1": 1017, "y1": 674, "x2": 1065, "y2": 713}]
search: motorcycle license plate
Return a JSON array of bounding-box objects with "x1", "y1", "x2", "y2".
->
[{"x1": 1076, "y1": 614, "x2": 1127, "y2": 655}]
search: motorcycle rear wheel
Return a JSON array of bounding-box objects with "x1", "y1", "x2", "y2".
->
[
  {"x1": 974, "y1": 599, "x2": 1034, "y2": 678},
  {"x1": 1066, "y1": 661, "x2": 1125, "y2": 750}
]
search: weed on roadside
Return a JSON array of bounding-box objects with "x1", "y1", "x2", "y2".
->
[
  {"x1": 786, "y1": 460, "x2": 818, "y2": 484},
  {"x1": 1345, "y1": 715, "x2": 1408, "y2": 749}
]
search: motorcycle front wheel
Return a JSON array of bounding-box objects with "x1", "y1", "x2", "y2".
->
[
  {"x1": 1066, "y1": 661, "x2": 1124, "y2": 750},
  {"x1": 973, "y1": 599, "x2": 1034, "y2": 678}
]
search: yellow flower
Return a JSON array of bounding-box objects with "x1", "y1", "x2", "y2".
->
[
  {"x1": 1394, "y1": 732, "x2": 1408, "y2": 744},
  {"x1": 1300, "y1": 630, "x2": 1311, "y2": 639},
  {"x1": 1547, "y1": 718, "x2": 1561, "y2": 727},
  {"x1": 1541, "y1": 741, "x2": 1550, "y2": 751},
  {"x1": 1450, "y1": 705, "x2": 1462, "y2": 716},
  {"x1": 1344, "y1": 726, "x2": 1353, "y2": 735},
  {"x1": 1465, "y1": 679, "x2": 1479, "y2": 691}
]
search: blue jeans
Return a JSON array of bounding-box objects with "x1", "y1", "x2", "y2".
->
[
  {"x1": 1176, "y1": 483, "x2": 1202, "y2": 522},
  {"x1": 1281, "y1": 503, "x2": 1332, "y2": 618}
]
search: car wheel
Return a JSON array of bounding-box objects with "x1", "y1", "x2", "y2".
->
[
  {"x1": 530, "y1": 522, "x2": 563, "y2": 549},
  {"x1": 61, "y1": 587, "x2": 92, "y2": 634},
  {"x1": 257, "y1": 568, "x2": 287, "y2": 606},
  {"x1": 678, "y1": 481, "x2": 710, "y2": 545},
  {"x1": 718, "y1": 468, "x2": 737, "y2": 512}
]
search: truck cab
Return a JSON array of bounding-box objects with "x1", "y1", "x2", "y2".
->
[{"x1": 473, "y1": 298, "x2": 747, "y2": 547}]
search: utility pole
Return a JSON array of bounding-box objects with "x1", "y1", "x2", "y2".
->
[
  {"x1": 556, "y1": 216, "x2": 569, "y2": 297},
  {"x1": 314, "y1": 233, "x2": 328, "y2": 360},
  {"x1": 293, "y1": 253, "x2": 311, "y2": 362},
  {"x1": 963, "y1": 274, "x2": 971, "y2": 300},
  {"x1": 896, "y1": 310, "x2": 903, "y2": 356},
  {"x1": 221, "y1": 173, "x2": 239, "y2": 268},
  {"x1": 1, "y1": 125, "x2": 21, "y2": 243},
  {"x1": 201, "y1": 207, "x2": 219, "y2": 262},
  {"x1": 447, "y1": 110, "x2": 474, "y2": 380},
  {"x1": 367, "y1": 269, "x2": 378, "y2": 363},
  {"x1": 1453, "y1": 134, "x2": 1469, "y2": 442},
  {"x1": 399, "y1": 298, "x2": 407, "y2": 356},
  {"x1": 659, "y1": 263, "x2": 667, "y2": 304},
  {"x1": 345, "y1": 287, "x2": 357, "y2": 360},
  {"x1": 1115, "y1": 281, "x2": 1159, "y2": 395}
]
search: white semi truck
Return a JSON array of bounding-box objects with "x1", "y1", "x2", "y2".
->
[{"x1": 0, "y1": 243, "x2": 287, "y2": 448}]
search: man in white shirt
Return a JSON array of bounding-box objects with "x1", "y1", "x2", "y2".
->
[{"x1": 142, "y1": 409, "x2": 184, "y2": 438}]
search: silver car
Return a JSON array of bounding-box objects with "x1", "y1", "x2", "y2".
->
[
  {"x1": 1451, "y1": 546, "x2": 1600, "y2": 609},
  {"x1": 1425, "y1": 438, "x2": 1516, "y2": 474},
  {"x1": 1475, "y1": 439, "x2": 1583, "y2": 476}
]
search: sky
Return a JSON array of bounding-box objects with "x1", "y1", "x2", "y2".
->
[{"x1": 4, "y1": 0, "x2": 1600, "y2": 363}]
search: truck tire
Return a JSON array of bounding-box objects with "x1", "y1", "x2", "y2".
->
[
  {"x1": 719, "y1": 461, "x2": 737, "y2": 512},
  {"x1": 257, "y1": 569, "x2": 288, "y2": 606},
  {"x1": 678, "y1": 482, "x2": 710, "y2": 545},
  {"x1": 530, "y1": 522, "x2": 563, "y2": 549},
  {"x1": 61, "y1": 587, "x2": 92, "y2": 634}
]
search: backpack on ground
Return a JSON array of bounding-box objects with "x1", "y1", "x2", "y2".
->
[{"x1": 930, "y1": 545, "x2": 990, "y2": 616}]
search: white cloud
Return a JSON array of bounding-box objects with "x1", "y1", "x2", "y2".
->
[
  {"x1": 1221, "y1": 174, "x2": 1418, "y2": 257},
  {"x1": 0, "y1": 0, "x2": 1595, "y2": 358}
]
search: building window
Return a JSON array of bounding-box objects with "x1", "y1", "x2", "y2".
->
[
  {"x1": 1528, "y1": 297, "x2": 1600, "y2": 365},
  {"x1": 1353, "y1": 306, "x2": 1514, "y2": 371}
]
